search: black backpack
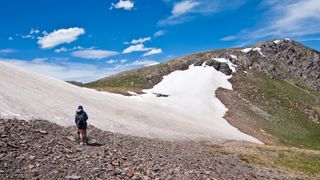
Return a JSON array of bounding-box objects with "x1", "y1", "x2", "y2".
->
[{"x1": 77, "y1": 113, "x2": 85, "y2": 126}]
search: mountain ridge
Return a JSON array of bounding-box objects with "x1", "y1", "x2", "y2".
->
[{"x1": 85, "y1": 39, "x2": 320, "y2": 94}]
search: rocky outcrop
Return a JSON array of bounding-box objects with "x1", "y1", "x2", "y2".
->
[{"x1": 257, "y1": 40, "x2": 320, "y2": 91}]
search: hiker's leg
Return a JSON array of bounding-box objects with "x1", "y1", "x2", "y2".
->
[
  {"x1": 77, "y1": 129, "x2": 80, "y2": 140},
  {"x1": 79, "y1": 129, "x2": 84, "y2": 142},
  {"x1": 83, "y1": 129, "x2": 87, "y2": 141}
]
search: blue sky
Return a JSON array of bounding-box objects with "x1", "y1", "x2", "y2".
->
[{"x1": 0, "y1": 0, "x2": 319, "y2": 82}]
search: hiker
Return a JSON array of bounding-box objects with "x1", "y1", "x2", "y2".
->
[{"x1": 75, "y1": 105, "x2": 88, "y2": 145}]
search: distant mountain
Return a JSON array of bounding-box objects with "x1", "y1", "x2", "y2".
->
[
  {"x1": 66, "y1": 81, "x2": 83, "y2": 86},
  {"x1": 85, "y1": 39, "x2": 320, "y2": 149}
]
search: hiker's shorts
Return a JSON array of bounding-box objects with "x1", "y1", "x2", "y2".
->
[{"x1": 77, "y1": 122, "x2": 87, "y2": 130}]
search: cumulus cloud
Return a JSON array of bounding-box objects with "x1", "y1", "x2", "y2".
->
[
  {"x1": 122, "y1": 44, "x2": 150, "y2": 54},
  {"x1": 122, "y1": 43, "x2": 163, "y2": 56},
  {"x1": 131, "y1": 37, "x2": 151, "y2": 44},
  {"x1": 37, "y1": 27, "x2": 85, "y2": 49},
  {"x1": 111, "y1": 0, "x2": 135, "y2": 11},
  {"x1": 71, "y1": 49, "x2": 119, "y2": 59},
  {"x1": 143, "y1": 48, "x2": 162, "y2": 57}
]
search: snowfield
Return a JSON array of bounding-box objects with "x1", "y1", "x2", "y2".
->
[{"x1": 0, "y1": 61, "x2": 262, "y2": 144}]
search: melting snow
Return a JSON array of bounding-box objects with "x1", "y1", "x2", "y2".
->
[
  {"x1": 230, "y1": 55, "x2": 237, "y2": 59},
  {"x1": 241, "y1": 48, "x2": 252, "y2": 53},
  {"x1": 252, "y1": 47, "x2": 265, "y2": 57},
  {"x1": 128, "y1": 91, "x2": 138, "y2": 96},
  {"x1": 0, "y1": 61, "x2": 262, "y2": 144},
  {"x1": 213, "y1": 58, "x2": 237, "y2": 72},
  {"x1": 274, "y1": 40, "x2": 281, "y2": 44},
  {"x1": 242, "y1": 47, "x2": 265, "y2": 57}
]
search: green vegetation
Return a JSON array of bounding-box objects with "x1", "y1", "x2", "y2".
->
[
  {"x1": 240, "y1": 73, "x2": 320, "y2": 149},
  {"x1": 239, "y1": 147, "x2": 320, "y2": 176},
  {"x1": 84, "y1": 63, "x2": 170, "y2": 93}
]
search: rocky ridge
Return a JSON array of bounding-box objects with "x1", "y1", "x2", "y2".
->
[{"x1": 86, "y1": 39, "x2": 320, "y2": 93}]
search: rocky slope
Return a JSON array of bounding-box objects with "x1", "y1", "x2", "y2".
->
[{"x1": 0, "y1": 119, "x2": 307, "y2": 179}]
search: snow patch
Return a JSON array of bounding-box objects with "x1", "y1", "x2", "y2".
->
[
  {"x1": 0, "y1": 60, "x2": 262, "y2": 144},
  {"x1": 230, "y1": 55, "x2": 237, "y2": 59},
  {"x1": 241, "y1": 47, "x2": 265, "y2": 57},
  {"x1": 213, "y1": 58, "x2": 237, "y2": 72},
  {"x1": 128, "y1": 91, "x2": 138, "y2": 96},
  {"x1": 274, "y1": 40, "x2": 281, "y2": 44},
  {"x1": 252, "y1": 47, "x2": 265, "y2": 57},
  {"x1": 241, "y1": 48, "x2": 252, "y2": 53}
]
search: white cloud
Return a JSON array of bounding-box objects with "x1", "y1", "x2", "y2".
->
[
  {"x1": 106, "y1": 59, "x2": 117, "y2": 64},
  {"x1": 30, "y1": 28, "x2": 40, "y2": 34},
  {"x1": 143, "y1": 48, "x2": 162, "y2": 57},
  {"x1": 171, "y1": 0, "x2": 199, "y2": 17},
  {"x1": 232, "y1": 0, "x2": 320, "y2": 44},
  {"x1": 220, "y1": 35, "x2": 237, "y2": 41},
  {"x1": 131, "y1": 37, "x2": 151, "y2": 44},
  {"x1": 54, "y1": 47, "x2": 68, "y2": 53},
  {"x1": 0, "y1": 49, "x2": 16, "y2": 54},
  {"x1": 72, "y1": 49, "x2": 119, "y2": 59},
  {"x1": 31, "y1": 58, "x2": 48, "y2": 63},
  {"x1": 1, "y1": 57, "x2": 132, "y2": 83},
  {"x1": 120, "y1": 59, "x2": 127, "y2": 63},
  {"x1": 154, "y1": 30, "x2": 166, "y2": 37},
  {"x1": 159, "y1": 0, "x2": 246, "y2": 26},
  {"x1": 111, "y1": 0, "x2": 135, "y2": 11},
  {"x1": 21, "y1": 34, "x2": 35, "y2": 39},
  {"x1": 54, "y1": 46, "x2": 84, "y2": 53},
  {"x1": 122, "y1": 44, "x2": 150, "y2": 54},
  {"x1": 16, "y1": 28, "x2": 41, "y2": 40},
  {"x1": 131, "y1": 60, "x2": 159, "y2": 67},
  {"x1": 37, "y1": 27, "x2": 85, "y2": 49},
  {"x1": 8, "y1": 37, "x2": 13, "y2": 41}
]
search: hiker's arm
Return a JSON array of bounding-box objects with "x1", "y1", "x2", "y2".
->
[
  {"x1": 85, "y1": 112, "x2": 88, "y2": 121},
  {"x1": 75, "y1": 114, "x2": 78, "y2": 124}
]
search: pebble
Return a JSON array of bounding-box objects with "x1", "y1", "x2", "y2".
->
[{"x1": 65, "y1": 175, "x2": 81, "y2": 180}]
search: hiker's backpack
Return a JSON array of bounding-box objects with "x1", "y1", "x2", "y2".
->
[{"x1": 77, "y1": 113, "x2": 85, "y2": 126}]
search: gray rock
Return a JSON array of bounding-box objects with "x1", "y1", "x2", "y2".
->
[{"x1": 65, "y1": 175, "x2": 81, "y2": 180}]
